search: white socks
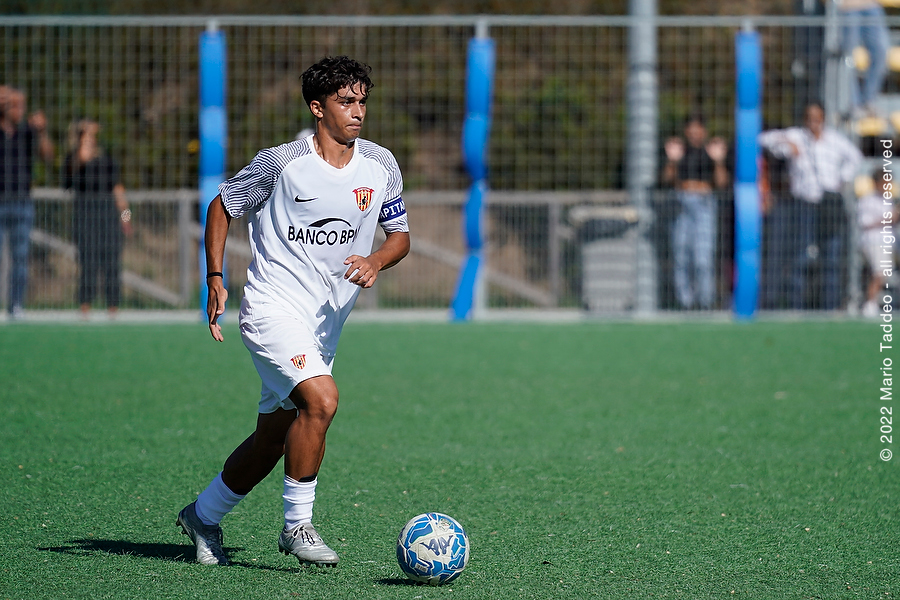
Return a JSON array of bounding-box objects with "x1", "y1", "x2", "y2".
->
[
  {"x1": 194, "y1": 472, "x2": 246, "y2": 526},
  {"x1": 283, "y1": 475, "x2": 317, "y2": 530},
  {"x1": 192, "y1": 472, "x2": 316, "y2": 530}
]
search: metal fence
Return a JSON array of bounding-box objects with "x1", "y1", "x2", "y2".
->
[{"x1": 0, "y1": 13, "x2": 891, "y2": 316}]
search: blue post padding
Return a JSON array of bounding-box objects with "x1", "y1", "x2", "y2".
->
[
  {"x1": 734, "y1": 183, "x2": 762, "y2": 318},
  {"x1": 461, "y1": 38, "x2": 494, "y2": 181},
  {"x1": 734, "y1": 108, "x2": 761, "y2": 182},
  {"x1": 451, "y1": 254, "x2": 481, "y2": 321},
  {"x1": 733, "y1": 29, "x2": 762, "y2": 319},
  {"x1": 200, "y1": 30, "x2": 226, "y2": 106},
  {"x1": 464, "y1": 180, "x2": 486, "y2": 251},
  {"x1": 452, "y1": 30, "x2": 495, "y2": 320},
  {"x1": 735, "y1": 30, "x2": 761, "y2": 109},
  {"x1": 462, "y1": 115, "x2": 489, "y2": 180},
  {"x1": 465, "y1": 38, "x2": 495, "y2": 117},
  {"x1": 199, "y1": 27, "x2": 227, "y2": 314},
  {"x1": 199, "y1": 107, "x2": 227, "y2": 178}
]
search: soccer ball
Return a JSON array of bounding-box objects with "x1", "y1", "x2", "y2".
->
[{"x1": 396, "y1": 512, "x2": 470, "y2": 585}]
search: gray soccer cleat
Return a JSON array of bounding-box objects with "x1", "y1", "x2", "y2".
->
[
  {"x1": 278, "y1": 523, "x2": 339, "y2": 567},
  {"x1": 176, "y1": 501, "x2": 229, "y2": 565}
]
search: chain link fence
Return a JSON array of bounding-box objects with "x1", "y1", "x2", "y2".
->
[{"x1": 0, "y1": 14, "x2": 890, "y2": 315}]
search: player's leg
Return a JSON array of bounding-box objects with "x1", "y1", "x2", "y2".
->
[
  {"x1": 278, "y1": 375, "x2": 340, "y2": 566},
  {"x1": 222, "y1": 407, "x2": 297, "y2": 494},
  {"x1": 284, "y1": 375, "x2": 338, "y2": 481},
  {"x1": 176, "y1": 408, "x2": 296, "y2": 566}
]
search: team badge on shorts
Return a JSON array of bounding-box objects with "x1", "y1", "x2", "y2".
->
[
  {"x1": 354, "y1": 187, "x2": 374, "y2": 211},
  {"x1": 290, "y1": 354, "x2": 306, "y2": 369}
]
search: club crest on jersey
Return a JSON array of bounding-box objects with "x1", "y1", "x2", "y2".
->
[
  {"x1": 290, "y1": 354, "x2": 306, "y2": 370},
  {"x1": 354, "y1": 187, "x2": 374, "y2": 211}
]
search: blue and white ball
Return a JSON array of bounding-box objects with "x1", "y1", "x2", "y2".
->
[{"x1": 396, "y1": 512, "x2": 470, "y2": 585}]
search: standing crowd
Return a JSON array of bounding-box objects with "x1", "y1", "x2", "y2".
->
[{"x1": 0, "y1": 85, "x2": 130, "y2": 319}]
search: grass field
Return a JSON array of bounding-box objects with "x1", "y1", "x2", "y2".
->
[{"x1": 0, "y1": 318, "x2": 895, "y2": 599}]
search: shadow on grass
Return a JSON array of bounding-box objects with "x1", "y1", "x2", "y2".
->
[
  {"x1": 37, "y1": 539, "x2": 295, "y2": 572},
  {"x1": 376, "y1": 578, "x2": 421, "y2": 586}
]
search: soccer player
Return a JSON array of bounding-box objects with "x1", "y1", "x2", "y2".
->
[{"x1": 177, "y1": 56, "x2": 410, "y2": 567}]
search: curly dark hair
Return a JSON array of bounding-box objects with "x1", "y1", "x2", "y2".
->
[{"x1": 301, "y1": 56, "x2": 374, "y2": 107}]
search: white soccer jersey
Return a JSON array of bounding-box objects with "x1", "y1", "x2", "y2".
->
[{"x1": 219, "y1": 134, "x2": 408, "y2": 357}]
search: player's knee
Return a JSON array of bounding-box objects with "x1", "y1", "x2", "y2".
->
[
  {"x1": 312, "y1": 393, "x2": 339, "y2": 422},
  {"x1": 290, "y1": 378, "x2": 339, "y2": 423},
  {"x1": 299, "y1": 390, "x2": 338, "y2": 424}
]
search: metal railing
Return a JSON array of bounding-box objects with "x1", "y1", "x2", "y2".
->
[{"x1": 0, "y1": 12, "x2": 889, "y2": 315}]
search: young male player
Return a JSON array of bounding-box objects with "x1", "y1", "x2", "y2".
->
[{"x1": 177, "y1": 56, "x2": 410, "y2": 567}]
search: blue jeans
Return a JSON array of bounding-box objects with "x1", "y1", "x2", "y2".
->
[
  {"x1": 672, "y1": 191, "x2": 717, "y2": 309},
  {"x1": 844, "y1": 5, "x2": 891, "y2": 108},
  {"x1": 791, "y1": 200, "x2": 843, "y2": 310},
  {"x1": 0, "y1": 199, "x2": 34, "y2": 313}
]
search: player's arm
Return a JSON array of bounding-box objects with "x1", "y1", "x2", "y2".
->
[
  {"x1": 205, "y1": 195, "x2": 232, "y2": 341},
  {"x1": 344, "y1": 230, "x2": 410, "y2": 288}
]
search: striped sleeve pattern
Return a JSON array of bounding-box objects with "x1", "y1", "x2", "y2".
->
[
  {"x1": 218, "y1": 139, "x2": 311, "y2": 219},
  {"x1": 358, "y1": 139, "x2": 403, "y2": 202},
  {"x1": 358, "y1": 139, "x2": 408, "y2": 233}
]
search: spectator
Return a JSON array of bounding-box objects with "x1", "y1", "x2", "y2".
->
[
  {"x1": 858, "y1": 167, "x2": 894, "y2": 317},
  {"x1": 660, "y1": 113, "x2": 730, "y2": 310},
  {"x1": 759, "y1": 149, "x2": 793, "y2": 309},
  {"x1": 0, "y1": 86, "x2": 54, "y2": 319},
  {"x1": 840, "y1": 0, "x2": 891, "y2": 118},
  {"x1": 65, "y1": 119, "x2": 131, "y2": 318},
  {"x1": 758, "y1": 102, "x2": 863, "y2": 310}
]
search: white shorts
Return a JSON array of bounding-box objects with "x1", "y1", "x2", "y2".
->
[{"x1": 239, "y1": 298, "x2": 334, "y2": 414}]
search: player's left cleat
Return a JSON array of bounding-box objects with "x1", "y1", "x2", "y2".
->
[{"x1": 278, "y1": 523, "x2": 339, "y2": 567}]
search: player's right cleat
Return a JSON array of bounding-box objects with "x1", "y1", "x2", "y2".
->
[
  {"x1": 278, "y1": 523, "x2": 339, "y2": 567},
  {"x1": 176, "y1": 501, "x2": 229, "y2": 565}
]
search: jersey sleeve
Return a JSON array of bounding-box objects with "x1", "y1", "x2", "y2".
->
[
  {"x1": 218, "y1": 146, "x2": 284, "y2": 219},
  {"x1": 378, "y1": 151, "x2": 409, "y2": 233}
]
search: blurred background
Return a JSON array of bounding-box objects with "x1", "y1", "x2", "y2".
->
[{"x1": 0, "y1": 0, "x2": 894, "y2": 317}]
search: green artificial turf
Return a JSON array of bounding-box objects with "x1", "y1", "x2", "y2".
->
[{"x1": 0, "y1": 319, "x2": 895, "y2": 599}]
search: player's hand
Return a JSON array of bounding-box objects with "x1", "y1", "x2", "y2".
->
[
  {"x1": 664, "y1": 137, "x2": 685, "y2": 162},
  {"x1": 344, "y1": 254, "x2": 379, "y2": 288},
  {"x1": 207, "y1": 278, "x2": 228, "y2": 342}
]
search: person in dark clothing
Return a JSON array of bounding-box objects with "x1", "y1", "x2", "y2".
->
[
  {"x1": 0, "y1": 86, "x2": 54, "y2": 319},
  {"x1": 660, "y1": 113, "x2": 730, "y2": 309},
  {"x1": 64, "y1": 119, "x2": 131, "y2": 317}
]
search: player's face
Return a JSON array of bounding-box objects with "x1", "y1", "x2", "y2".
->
[{"x1": 313, "y1": 83, "x2": 368, "y2": 145}]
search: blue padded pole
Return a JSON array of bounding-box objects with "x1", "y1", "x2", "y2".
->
[
  {"x1": 452, "y1": 21, "x2": 494, "y2": 321},
  {"x1": 733, "y1": 25, "x2": 762, "y2": 319},
  {"x1": 199, "y1": 20, "x2": 227, "y2": 314}
]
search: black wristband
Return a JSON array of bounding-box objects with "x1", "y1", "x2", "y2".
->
[{"x1": 206, "y1": 272, "x2": 224, "y2": 279}]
